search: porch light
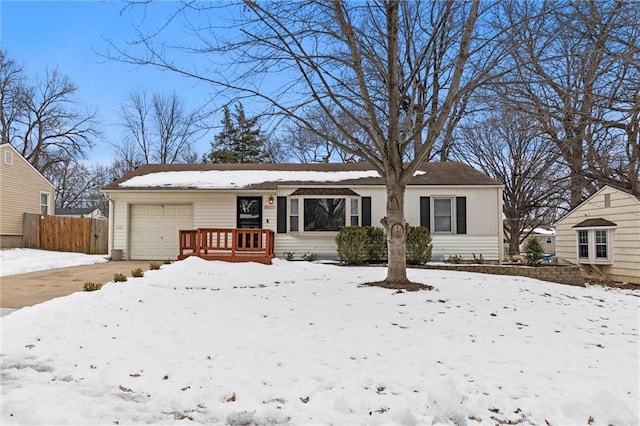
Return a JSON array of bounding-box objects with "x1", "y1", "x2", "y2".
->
[{"x1": 268, "y1": 196, "x2": 274, "y2": 205}]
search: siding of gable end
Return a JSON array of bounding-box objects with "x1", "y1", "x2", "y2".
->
[
  {"x1": 0, "y1": 144, "x2": 55, "y2": 246},
  {"x1": 555, "y1": 186, "x2": 640, "y2": 284}
]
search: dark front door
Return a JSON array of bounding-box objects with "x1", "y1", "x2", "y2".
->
[{"x1": 237, "y1": 197, "x2": 262, "y2": 229}]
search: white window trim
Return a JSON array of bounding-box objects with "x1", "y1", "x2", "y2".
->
[
  {"x1": 289, "y1": 196, "x2": 360, "y2": 234},
  {"x1": 40, "y1": 192, "x2": 51, "y2": 216},
  {"x1": 432, "y1": 196, "x2": 455, "y2": 234},
  {"x1": 4, "y1": 150, "x2": 13, "y2": 165},
  {"x1": 574, "y1": 227, "x2": 615, "y2": 264}
]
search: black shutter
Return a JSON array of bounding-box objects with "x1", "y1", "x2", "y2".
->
[
  {"x1": 456, "y1": 196, "x2": 467, "y2": 235},
  {"x1": 420, "y1": 197, "x2": 430, "y2": 230},
  {"x1": 277, "y1": 196, "x2": 287, "y2": 233},
  {"x1": 362, "y1": 197, "x2": 372, "y2": 226}
]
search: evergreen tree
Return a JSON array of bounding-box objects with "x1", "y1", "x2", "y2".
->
[{"x1": 202, "y1": 103, "x2": 269, "y2": 163}]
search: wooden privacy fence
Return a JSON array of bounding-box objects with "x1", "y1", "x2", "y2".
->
[{"x1": 23, "y1": 213, "x2": 108, "y2": 254}]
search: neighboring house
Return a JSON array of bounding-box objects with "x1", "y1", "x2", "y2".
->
[
  {"x1": 101, "y1": 162, "x2": 504, "y2": 262},
  {"x1": 555, "y1": 185, "x2": 640, "y2": 284},
  {"x1": 55, "y1": 207, "x2": 107, "y2": 220},
  {"x1": 0, "y1": 143, "x2": 55, "y2": 248},
  {"x1": 520, "y1": 227, "x2": 556, "y2": 255}
]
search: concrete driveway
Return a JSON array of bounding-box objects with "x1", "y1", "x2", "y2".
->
[{"x1": 0, "y1": 261, "x2": 161, "y2": 311}]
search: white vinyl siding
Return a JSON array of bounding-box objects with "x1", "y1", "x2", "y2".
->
[{"x1": 556, "y1": 186, "x2": 640, "y2": 284}]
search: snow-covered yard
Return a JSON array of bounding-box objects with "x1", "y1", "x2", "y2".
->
[
  {"x1": 0, "y1": 248, "x2": 108, "y2": 277},
  {"x1": 1, "y1": 257, "x2": 638, "y2": 425}
]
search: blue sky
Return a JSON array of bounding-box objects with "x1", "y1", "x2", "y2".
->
[{"x1": 1, "y1": 1, "x2": 220, "y2": 163}]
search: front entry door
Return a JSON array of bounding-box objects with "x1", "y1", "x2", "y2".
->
[{"x1": 237, "y1": 197, "x2": 262, "y2": 229}]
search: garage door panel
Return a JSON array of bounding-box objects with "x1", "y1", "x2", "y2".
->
[{"x1": 130, "y1": 205, "x2": 193, "y2": 260}]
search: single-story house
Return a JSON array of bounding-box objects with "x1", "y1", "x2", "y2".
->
[
  {"x1": 520, "y1": 226, "x2": 556, "y2": 255},
  {"x1": 0, "y1": 143, "x2": 55, "y2": 248},
  {"x1": 101, "y1": 162, "x2": 504, "y2": 262},
  {"x1": 55, "y1": 207, "x2": 107, "y2": 220},
  {"x1": 555, "y1": 185, "x2": 640, "y2": 284}
]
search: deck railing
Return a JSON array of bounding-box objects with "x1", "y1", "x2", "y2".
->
[{"x1": 179, "y1": 228, "x2": 275, "y2": 264}]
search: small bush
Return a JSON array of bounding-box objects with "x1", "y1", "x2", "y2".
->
[
  {"x1": 113, "y1": 272, "x2": 127, "y2": 282},
  {"x1": 335, "y1": 227, "x2": 368, "y2": 264},
  {"x1": 302, "y1": 252, "x2": 317, "y2": 262},
  {"x1": 472, "y1": 253, "x2": 485, "y2": 264},
  {"x1": 149, "y1": 262, "x2": 161, "y2": 270},
  {"x1": 447, "y1": 254, "x2": 464, "y2": 264},
  {"x1": 523, "y1": 237, "x2": 545, "y2": 267},
  {"x1": 163, "y1": 258, "x2": 172, "y2": 265},
  {"x1": 83, "y1": 282, "x2": 103, "y2": 292},
  {"x1": 365, "y1": 226, "x2": 387, "y2": 263},
  {"x1": 283, "y1": 251, "x2": 295, "y2": 261},
  {"x1": 131, "y1": 268, "x2": 144, "y2": 278},
  {"x1": 406, "y1": 226, "x2": 433, "y2": 265}
]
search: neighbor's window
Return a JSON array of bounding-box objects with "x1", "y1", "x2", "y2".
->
[
  {"x1": 546, "y1": 237, "x2": 552, "y2": 244},
  {"x1": 40, "y1": 192, "x2": 50, "y2": 215},
  {"x1": 433, "y1": 198, "x2": 452, "y2": 232},
  {"x1": 577, "y1": 230, "x2": 589, "y2": 259},
  {"x1": 4, "y1": 150, "x2": 13, "y2": 165},
  {"x1": 289, "y1": 199, "x2": 299, "y2": 232},
  {"x1": 304, "y1": 198, "x2": 345, "y2": 231},
  {"x1": 350, "y1": 198, "x2": 359, "y2": 226},
  {"x1": 595, "y1": 230, "x2": 608, "y2": 259}
]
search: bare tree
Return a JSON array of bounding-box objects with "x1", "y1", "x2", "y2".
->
[
  {"x1": 115, "y1": 90, "x2": 204, "y2": 172},
  {"x1": 496, "y1": 0, "x2": 639, "y2": 206},
  {"x1": 0, "y1": 51, "x2": 98, "y2": 175},
  {"x1": 0, "y1": 49, "x2": 25, "y2": 146},
  {"x1": 48, "y1": 157, "x2": 112, "y2": 214},
  {"x1": 109, "y1": 1, "x2": 504, "y2": 285},
  {"x1": 277, "y1": 106, "x2": 366, "y2": 163},
  {"x1": 453, "y1": 110, "x2": 567, "y2": 256}
]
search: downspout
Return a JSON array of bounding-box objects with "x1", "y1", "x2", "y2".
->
[
  {"x1": 105, "y1": 192, "x2": 114, "y2": 258},
  {"x1": 498, "y1": 187, "x2": 504, "y2": 264}
]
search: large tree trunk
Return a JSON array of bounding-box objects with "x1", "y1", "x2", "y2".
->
[{"x1": 381, "y1": 178, "x2": 409, "y2": 284}]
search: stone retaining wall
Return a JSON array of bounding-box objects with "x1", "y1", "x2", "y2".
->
[{"x1": 418, "y1": 264, "x2": 585, "y2": 286}]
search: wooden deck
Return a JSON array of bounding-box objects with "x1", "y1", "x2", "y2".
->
[{"x1": 178, "y1": 228, "x2": 275, "y2": 265}]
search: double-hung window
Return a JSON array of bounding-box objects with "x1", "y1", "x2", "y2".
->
[
  {"x1": 40, "y1": 192, "x2": 50, "y2": 215},
  {"x1": 577, "y1": 230, "x2": 589, "y2": 259},
  {"x1": 433, "y1": 198, "x2": 453, "y2": 233},
  {"x1": 289, "y1": 199, "x2": 299, "y2": 232},
  {"x1": 595, "y1": 230, "x2": 608, "y2": 259}
]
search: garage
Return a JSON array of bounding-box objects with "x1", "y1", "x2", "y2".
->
[{"x1": 130, "y1": 205, "x2": 193, "y2": 260}]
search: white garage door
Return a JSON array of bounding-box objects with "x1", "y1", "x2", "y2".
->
[{"x1": 130, "y1": 205, "x2": 193, "y2": 260}]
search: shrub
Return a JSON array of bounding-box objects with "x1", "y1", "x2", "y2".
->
[
  {"x1": 149, "y1": 262, "x2": 161, "y2": 270},
  {"x1": 523, "y1": 237, "x2": 545, "y2": 267},
  {"x1": 302, "y1": 252, "x2": 317, "y2": 262},
  {"x1": 406, "y1": 226, "x2": 433, "y2": 265},
  {"x1": 83, "y1": 282, "x2": 103, "y2": 292},
  {"x1": 365, "y1": 226, "x2": 387, "y2": 263},
  {"x1": 283, "y1": 251, "x2": 295, "y2": 261},
  {"x1": 113, "y1": 272, "x2": 127, "y2": 282},
  {"x1": 335, "y1": 227, "x2": 368, "y2": 264},
  {"x1": 163, "y1": 258, "x2": 172, "y2": 265},
  {"x1": 472, "y1": 253, "x2": 485, "y2": 264},
  {"x1": 131, "y1": 268, "x2": 144, "y2": 278},
  {"x1": 447, "y1": 254, "x2": 464, "y2": 264}
]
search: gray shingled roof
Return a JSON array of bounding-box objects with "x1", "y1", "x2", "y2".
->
[{"x1": 102, "y1": 161, "x2": 501, "y2": 191}]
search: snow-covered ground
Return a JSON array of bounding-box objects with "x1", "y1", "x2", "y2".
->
[
  {"x1": 0, "y1": 249, "x2": 108, "y2": 277},
  {"x1": 1, "y1": 257, "x2": 638, "y2": 425}
]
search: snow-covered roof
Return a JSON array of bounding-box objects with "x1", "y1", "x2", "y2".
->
[{"x1": 103, "y1": 162, "x2": 502, "y2": 191}]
